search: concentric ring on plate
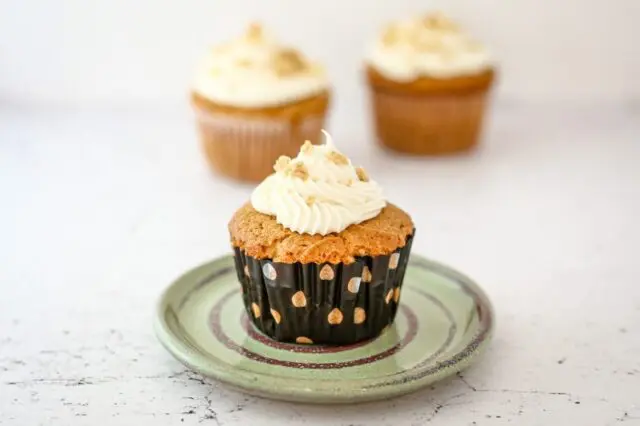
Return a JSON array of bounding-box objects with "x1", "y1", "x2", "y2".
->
[{"x1": 208, "y1": 286, "x2": 456, "y2": 369}]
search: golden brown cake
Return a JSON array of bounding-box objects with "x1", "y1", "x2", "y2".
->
[
  {"x1": 367, "y1": 66, "x2": 494, "y2": 95},
  {"x1": 365, "y1": 12, "x2": 496, "y2": 155},
  {"x1": 229, "y1": 202, "x2": 413, "y2": 264},
  {"x1": 191, "y1": 23, "x2": 331, "y2": 181}
]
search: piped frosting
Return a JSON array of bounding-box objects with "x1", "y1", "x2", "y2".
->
[
  {"x1": 367, "y1": 12, "x2": 493, "y2": 81},
  {"x1": 193, "y1": 23, "x2": 329, "y2": 108},
  {"x1": 251, "y1": 131, "x2": 386, "y2": 235}
]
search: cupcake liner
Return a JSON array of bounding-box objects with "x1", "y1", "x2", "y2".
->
[
  {"x1": 370, "y1": 87, "x2": 491, "y2": 155},
  {"x1": 194, "y1": 108, "x2": 326, "y2": 182},
  {"x1": 232, "y1": 233, "x2": 415, "y2": 345}
]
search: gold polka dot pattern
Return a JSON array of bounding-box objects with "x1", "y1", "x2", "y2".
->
[
  {"x1": 232, "y1": 230, "x2": 415, "y2": 345},
  {"x1": 319, "y1": 264, "x2": 335, "y2": 280},
  {"x1": 362, "y1": 266, "x2": 372, "y2": 283},
  {"x1": 291, "y1": 291, "x2": 307, "y2": 308},
  {"x1": 262, "y1": 263, "x2": 277, "y2": 280},
  {"x1": 385, "y1": 289, "x2": 393, "y2": 304},
  {"x1": 327, "y1": 308, "x2": 344, "y2": 325},
  {"x1": 389, "y1": 253, "x2": 400, "y2": 270},
  {"x1": 347, "y1": 277, "x2": 361, "y2": 293},
  {"x1": 251, "y1": 302, "x2": 261, "y2": 318}
]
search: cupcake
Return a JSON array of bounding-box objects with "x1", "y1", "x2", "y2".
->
[
  {"x1": 191, "y1": 23, "x2": 330, "y2": 181},
  {"x1": 365, "y1": 12, "x2": 495, "y2": 154},
  {"x1": 228, "y1": 131, "x2": 415, "y2": 345}
]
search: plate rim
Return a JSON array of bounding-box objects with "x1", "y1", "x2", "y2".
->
[{"x1": 154, "y1": 254, "x2": 495, "y2": 403}]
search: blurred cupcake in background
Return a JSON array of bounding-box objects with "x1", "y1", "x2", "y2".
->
[
  {"x1": 365, "y1": 12, "x2": 495, "y2": 155},
  {"x1": 192, "y1": 23, "x2": 330, "y2": 181}
]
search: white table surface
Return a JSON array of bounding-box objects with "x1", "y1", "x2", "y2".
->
[{"x1": 1, "y1": 102, "x2": 639, "y2": 425}]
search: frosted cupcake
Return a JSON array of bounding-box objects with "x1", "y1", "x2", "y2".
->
[
  {"x1": 365, "y1": 12, "x2": 495, "y2": 154},
  {"x1": 228, "y1": 131, "x2": 415, "y2": 345},
  {"x1": 192, "y1": 23, "x2": 330, "y2": 181}
]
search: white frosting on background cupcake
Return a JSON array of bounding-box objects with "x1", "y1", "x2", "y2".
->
[
  {"x1": 251, "y1": 131, "x2": 386, "y2": 236},
  {"x1": 367, "y1": 12, "x2": 493, "y2": 81},
  {"x1": 192, "y1": 23, "x2": 329, "y2": 108}
]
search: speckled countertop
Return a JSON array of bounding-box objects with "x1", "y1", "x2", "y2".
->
[{"x1": 1, "y1": 103, "x2": 639, "y2": 425}]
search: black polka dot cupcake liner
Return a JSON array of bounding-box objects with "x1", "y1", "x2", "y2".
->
[{"x1": 232, "y1": 232, "x2": 414, "y2": 345}]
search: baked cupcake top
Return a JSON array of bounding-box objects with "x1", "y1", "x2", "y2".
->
[
  {"x1": 230, "y1": 131, "x2": 413, "y2": 263},
  {"x1": 192, "y1": 23, "x2": 329, "y2": 108},
  {"x1": 366, "y1": 12, "x2": 493, "y2": 81}
]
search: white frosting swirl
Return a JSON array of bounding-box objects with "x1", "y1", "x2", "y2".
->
[
  {"x1": 366, "y1": 12, "x2": 493, "y2": 81},
  {"x1": 251, "y1": 131, "x2": 386, "y2": 235},
  {"x1": 193, "y1": 23, "x2": 329, "y2": 108}
]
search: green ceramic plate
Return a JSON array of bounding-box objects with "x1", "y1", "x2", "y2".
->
[{"x1": 154, "y1": 254, "x2": 494, "y2": 403}]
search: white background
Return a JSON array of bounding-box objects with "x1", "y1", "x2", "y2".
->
[
  {"x1": 2, "y1": 0, "x2": 640, "y2": 108},
  {"x1": 1, "y1": 1, "x2": 640, "y2": 425}
]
